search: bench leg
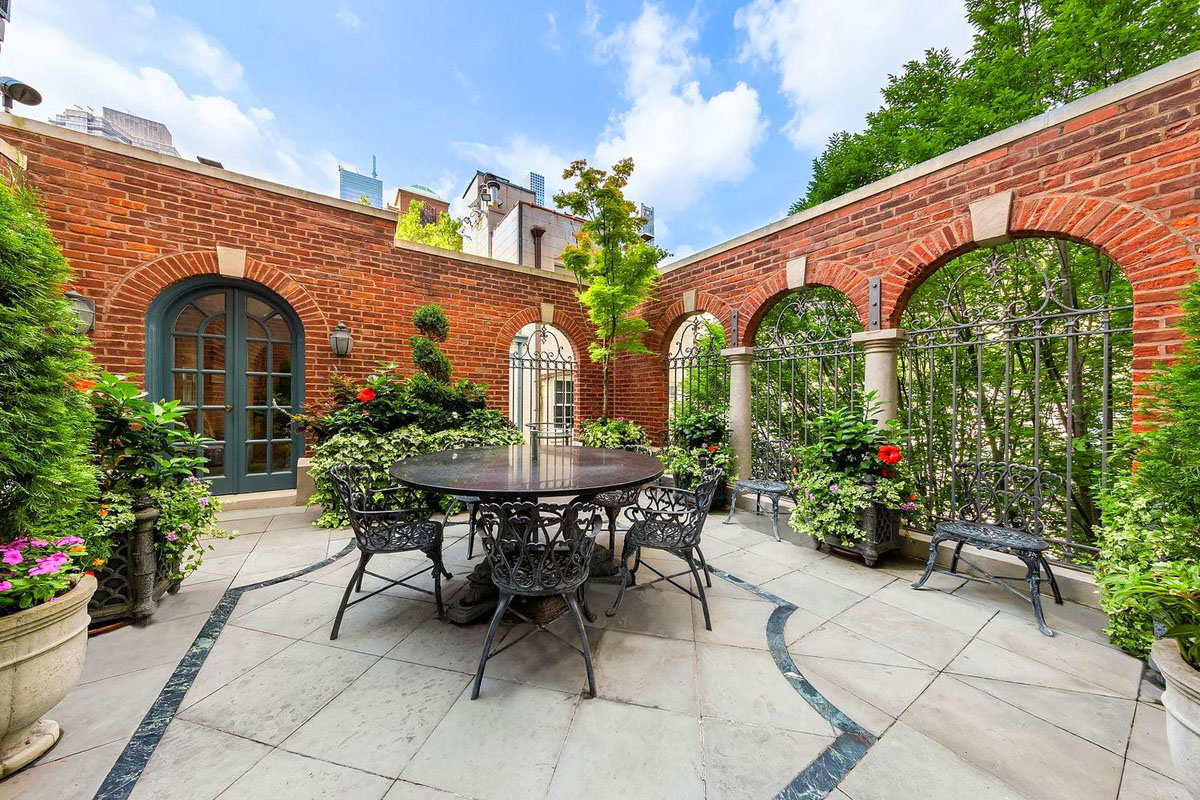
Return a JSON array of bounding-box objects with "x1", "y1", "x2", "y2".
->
[
  {"x1": 1020, "y1": 553, "x2": 1054, "y2": 636},
  {"x1": 949, "y1": 540, "x2": 966, "y2": 574},
  {"x1": 770, "y1": 494, "x2": 781, "y2": 542},
  {"x1": 911, "y1": 536, "x2": 943, "y2": 590},
  {"x1": 1039, "y1": 554, "x2": 1064, "y2": 604}
]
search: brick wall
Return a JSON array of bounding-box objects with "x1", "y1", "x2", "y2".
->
[
  {"x1": 620, "y1": 59, "x2": 1200, "y2": 437},
  {"x1": 0, "y1": 118, "x2": 602, "y2": 432}
]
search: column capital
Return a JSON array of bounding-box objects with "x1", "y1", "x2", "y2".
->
[
  {"x1": 720, "y1": 346, "x2": 755, "y2": 361},
  {"x1": 851, "y1": 328, "x2": 907, "y2": 349}
]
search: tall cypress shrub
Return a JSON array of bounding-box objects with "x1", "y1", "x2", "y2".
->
[{"x1": 0, "y1": 178, "x2": 96, "y2": 543}]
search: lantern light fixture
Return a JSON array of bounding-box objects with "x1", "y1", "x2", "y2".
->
[
  {"x1": 329, "y1": 322, "x2": 353, "y2": 356},
  {"x1": 64, "y1": 289, "x2": 95, "y2": 334}
]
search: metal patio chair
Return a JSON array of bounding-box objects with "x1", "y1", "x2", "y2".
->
[
  {"x1": 725, "y1": 442, "x2": 794, "y2": 541},
  {"x1": 471, "y1": 499, "x2": 601, "y2": 700},
  {"x1": 592, "y1": 444, "x2": 655, "y2": 557},
  {"x1": 608, "y1": 468, "x2": 722, "y2": 630},
  {"x1": 912, "y1": 461, "x2": 1065, "y2": 636},
  {"x1": 442, "y1": 495, "x2": 481, "y2": 559},
  {"x1": 327, "y1": 464, "x2": 452, "y2": 640}
]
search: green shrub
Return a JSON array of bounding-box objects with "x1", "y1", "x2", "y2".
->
[
  {"x1": 412, "y1": 304, "x2": 450, "y2": 342},
  {"x1": 0, "y1": 179, "x2": 97, "y2": 551},
  {"x1": 579, "y1": 417, "x2": 650, "y2": 448},
  {"x1": 658, "y1": 443, "x2": 734, "y2": 487},
  {"x1": 668, "y1": 408, "x2": 727, "y2": 448},
  {"x1": 409, "y1": 336, "x2": 452, "y2": 383}
]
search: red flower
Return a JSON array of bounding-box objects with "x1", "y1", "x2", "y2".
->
[
  {"x1": 882, "y1": 468, "x2": 894, "y2": 478},
  {"x1": 708, "y1": 444, "x2": 719, "y2": 453},
  {"x1": 72, "y1": 379, "x2": 97, "y2": 392},
  {"x1": 877, "y1": 445, "x2": 903, "y2": 465},
  {"x1": 357, "y1": 387, "x2": 376, "y2": 403}
]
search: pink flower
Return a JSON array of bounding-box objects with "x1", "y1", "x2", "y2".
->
[
  {"x1": 165, "y1": 531, "x2": 179, "y2": 542},
  {"x1": 901, "y1": 502, "x2": 917, "y2": 511},
  {"x1": 54, "y1": 536, "x2": 85, "y2": 547},
  {"x1": 29, "y1": 539, "x2": 48, "y2": 548},
  {"x1": 29, "y1": 558, "x2": 64, "y2": 576},
  {"x1": 198, "y1": 496, "x2": 210, "y2": 508},
  {"x1": 0, "y1": 581, "x2": 11, "y2": 591},
  {"x1": 2, "y1": 549, "x2": 22, "y2": 566}
]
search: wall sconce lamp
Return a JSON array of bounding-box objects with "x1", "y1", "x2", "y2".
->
[
  {"x1": 329, "y1": 322, "x2": 353, "y2": 356},
  {"x1": 64, "y1": 289, "x2": 95, "y2": 334}
]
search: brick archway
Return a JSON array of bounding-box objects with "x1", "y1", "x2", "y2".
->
[
  {"x1": 739, "y1": 273, "x2": 870, "y2": 347},
  {"x1": 650, "y1": 292, "x2": 735, "y2": 356},
  {"x1": 495, "y1": 304, "x2": 599, "y2": 423}
]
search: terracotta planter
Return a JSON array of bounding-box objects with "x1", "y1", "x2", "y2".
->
[
  {"x1": 1152, "y1": 639, "x2": 1200, "y2": 798},
  {"x1": 0, "y1": 573, "x2": 96, "y2": 777}
]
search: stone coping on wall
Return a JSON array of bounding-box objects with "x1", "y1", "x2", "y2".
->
[{"x1": 661, "y1": 49, "x2": 1200, "y2": 275}]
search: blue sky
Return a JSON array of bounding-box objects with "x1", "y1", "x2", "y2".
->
[{"x1": 5, "y1": 1, "x2": 975, "y2": 260}]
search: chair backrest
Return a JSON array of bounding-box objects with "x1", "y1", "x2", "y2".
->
[
  {"x1": 634, "y1": 467, "x2": 721, "y2": 549},
  {"x1": 952, "y1": 461, "x2": 1065, "y2": 536},
  {"x1": 477, "y1": 500, "x2": 599, "y2": 595},
  {"x1": 328, "y1": 463, "x2": 439, "y2": 552}
]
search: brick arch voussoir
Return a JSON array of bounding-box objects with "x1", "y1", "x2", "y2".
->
[
  {"x1": 886, "y1": 219, "x2": 985, "y2": 327},
  {"x1": 739, "y1": 264, "x2": 869, "y2": 346},
  {"x1": 649, "y1": 293, "x2": 734, "y2": 354},
  {"x1": 494, "y1": 305, "x2": 591, "y2": 365}
]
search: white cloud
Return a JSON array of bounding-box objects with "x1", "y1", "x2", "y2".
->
[
  {"x1": 546, "y1": 12, "x2": 561, "y2": 51},
  {"x1": 336, "y1": 3, "x2": 361, "y2": 30},
  {"x1": 592, "y1": 3, "x2": 766, "y2": 212},
  {"x1": 735, "y1": 0, "x2": 973, "y2": 150},
  {"x1": 5, "y1": 1, "x2": 338, "y2": 194}
]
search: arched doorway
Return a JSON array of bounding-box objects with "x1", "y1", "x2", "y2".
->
[
  {"x1": 508, "y1": 322, "x2": 576, "y2": 441},
  {"x1": 147, "y1": 278, "x2": 305, "y2": 495}
]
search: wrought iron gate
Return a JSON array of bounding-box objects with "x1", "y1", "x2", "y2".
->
[
  {"x1": 899, "y1": 242, "x2": 1133, "y2": 567},
  {"x1": 666, "y1": 314, "x2": 728, "y2": 418},
  {"x1": 751, "y1": 289, "x2": 863, "y2": 480},
  {"x1": 509, "y1": 323, "x2": 576, "y2": 439}
]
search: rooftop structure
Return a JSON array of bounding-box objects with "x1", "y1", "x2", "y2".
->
[{"x1": 48, "y1": 106, "x2": 180, "y2": 157}]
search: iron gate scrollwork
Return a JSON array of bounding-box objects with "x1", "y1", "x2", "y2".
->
[
  {"x1": 899, "y1": 241, "x2": 1133, "y2": 568},
  {"x1": 751, "y1": 288, "x2": 863, "y2": 481},
  {"x1": 667, "y1": 314, "x2": 728, "y2": 418},
  {"x1": 509, "y1": 323, "x2": 576, "y2": 441}
]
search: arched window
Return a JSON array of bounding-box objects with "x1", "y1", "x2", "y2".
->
[
  {"x1": 899, "y1": 238, "x2": 1133, "y2": 565},
  {"x1": 666, "y1": 313, "x2": 727, "y2": 417},
  {"x1": 508, "y1": 323, "x2": 576, "y2": 440}
]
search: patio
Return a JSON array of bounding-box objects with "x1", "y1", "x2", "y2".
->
[{"x1": 6, "y1": 503, "x2": 1186, "y2": 800}]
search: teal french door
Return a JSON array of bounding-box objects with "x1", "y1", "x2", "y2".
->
[{"x1": 151, "y1": 282, "x2": 303, "y2": 495}]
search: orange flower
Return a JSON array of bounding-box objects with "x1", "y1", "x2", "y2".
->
[
  {"x1": 357, "y1": 387, "x2": 376, "y2": 403},
  {"x1": 73, "y1": 378, "x2": 97, "y2": 392},
  {"x1": 93, "y1": 558, "x2": 106, "y2": 567},
  {"x1": 70, "y1": 545, "x2": 86, "y2": 553},
  {"x1": 98, "y1": 504, "x2": 108, "y2": 518}
]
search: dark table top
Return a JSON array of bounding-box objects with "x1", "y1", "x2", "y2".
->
[{"x1": 390, "y1": 445, "x2": 663, "y2": 499}]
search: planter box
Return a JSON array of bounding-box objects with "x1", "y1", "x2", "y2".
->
[
  {"x1": 814, "y1": 502, "x2": 901, "y2": 567},
  {"x1": 88, "y1": 501, "x2": 180, "y2": 624}
]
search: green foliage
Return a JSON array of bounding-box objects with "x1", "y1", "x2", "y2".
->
[
  {"x1": 394, "y1": 200, "x2": 463, "y2": 251},
  {"x1": 793, "y1": 0, "x2": 1200, "y2": 212},
  {"x1": 554, "y1": 158, "x2": 665, "y2": 416},
  {"x1": 658, "y1": 443, "x2": 734, "y2": 487},
  {"x1": 412, "y1": 304, "x2": 450, "y2": 342},
  {"x1": 1107, "y1": 557, "x2": 1200, "y2": 667},
  {"x1": 87, "y1": 373, "x2": 210, "y2": 494},
  {"x1": 578, "y1": 417, "x2": 650, "y2": 448},
  {"x1": 310, "y1": 418, "x2": 524, "y2": 527},
  {"x1": 0, "y1": 179, "x2": 97, "y2": 549},
  {"x1": 410, "y1": 336, "x2": 452, "y2": 383},
  {"x1": 673, "y1": 317, "x2": 728, "y2": 414},
  {"x1": 669, "y1": 409, "x2": 728, "y2": 449}
]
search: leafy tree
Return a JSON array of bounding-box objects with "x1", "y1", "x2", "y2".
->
[
  {"x1": 0, "y1": 179, "x2": 97, "y2": 544},
  {"x1": 554, "y1": 158, "x2": 665, "y2": 416},
  {"x1": 395, "y1": 199, "x2": 464, "y2": 251},
  {"x1": 793, "y1": 0, "x2": 1200, "y2": 212}
]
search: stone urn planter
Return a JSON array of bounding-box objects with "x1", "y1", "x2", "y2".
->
[
  {"x1": 0, "y1": 573, "x2": 97, "y2": 777},
  {"x1": 813, "y1": 502, "x2": 901, "y2": 567},
  {"x1": 1152, "y1": 639, "x2": 1200, "y2": 798}
]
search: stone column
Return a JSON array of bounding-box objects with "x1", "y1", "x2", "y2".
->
[
  {"x1": 851, "y1": 328, "x2": 906, "y2": 425},
  {"x1": 722, "y1": 346, "x2": 755, "y2": 480}
]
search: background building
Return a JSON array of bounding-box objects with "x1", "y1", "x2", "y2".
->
[
  {"x1": 338, "y1": 156, "x2": 383, "y2": 207},
  {"x1": 49, "y1": 107, "x2": 179, "y2": 156},
  {"x1": 389, "y1": 183, "x2": 449, "y2": 221},
  {"x1": 461, "y1": 171, "x2": 585, "y2": 272}
]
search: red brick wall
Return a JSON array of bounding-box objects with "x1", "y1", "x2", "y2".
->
[
  {"x1": 0, "y1": 123, "x2": 602, "y2": 430},
  {"x1": 621, "y1": 66, "x2": 1200, "y2": 436}
]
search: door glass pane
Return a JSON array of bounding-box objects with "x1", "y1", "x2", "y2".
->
[
  {"x1": 203, "y1": 373, "x2": 225, "y2": 406},
  {"x1": 173, "y1": 337, "x2": 198, "y2": 369},
  {"x1": 202, "y1": 408, "x2": 226, "y2": 441},
  {"x1": 203, "y1": 314, "x2": 226, "y2": 336},
  {"x1": 272, "y1": 348, "x2": 291, "y2": 373},
  {"x1": 271, "y1": 441, "x2": 291, "y2": 473},
  {"x1": 202, "y1": 338, "x2": 225, "y2": 371},
  {"x1": 204, "y1": 444, "x2": 225, "y2": 478},
  {"x1": 246, "y1": 296, "x2": 271, "y2": 319},
  {"x1": 246, "y1": 341, "x2": 267, "y2": 373},
  {"x1": 272, "y1": 375, "x2": 292, "y2": 404},
  {"x1": 246, "y1": 318, "x2": 268, "y2": 341},
  {"x1": 247, "y1": 443, "x2": 267, "y2": 474},
  {"x1": 183, "y1": 410, "x2": 198, "y2": 434},
  {"x1": 271, "y1": 410, "x2": 291, "y2": 439},
  {"x1": 247, "y1": 375, "x2": 268, "y2": 405},
  {"x1": 174, "y1": 372, "x2": 197, "y2": 405},
  {"x1": 174, "y1": 305, "x2": 204, "y2": 333},
  {"x1": 247, "y1": 409, "x2": 267, "y2": 440},
  {"x1": 194, "y1": 293, "x2": 225, "y2": 315},
  {"x1": 265, "y1": 314, "x2": 290, "y2": 341}
]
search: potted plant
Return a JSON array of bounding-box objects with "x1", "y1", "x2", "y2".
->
[
  {"x1": 83, "y1": 373, "x2": 228, "y2": 623},
  {"x1": 662, "y1": 409, "x2": 733, "y2": 508},
  {"x1": 1108, "y1": 562, "x2": 1200, "y2": 795},
  {"x1": 786, "y1": 402, "x2": 918, "y2": 566},
  {"x1": 0, "y1": 179, "x2": 100, "y2": 775},
  {"x1": 579, "y1": 417, "x2": 650, "y2": 448}
]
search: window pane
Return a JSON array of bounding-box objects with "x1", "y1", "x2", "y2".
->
[
  {"x1": 202, "y1": 408, "x2": 225, "y2": 441},
  {"x1": 272, "y1": 375, "x2": 292, "y2": 405},
  {"x1": 246, "y1": 296, "x2": 271, "y2": 319},
  {"x1": 247, "y1": 443, "x2": 267, "y2": 474},
  {"x1": 193, "y1": 293, "x2": 225, "y2": 315},
  {"x1": 247, "y1": 409, "x2": 267, "y2": 440},
  {"x1": 271, "y1": 441, "x2": 291, "y2": 473},
  {"x1": 204, "y1": 444, "x2": 225, "y2": 477},
  {"x1": 246, "y1": 318, "x2": 268, "y2": 340},
  {"x1": 272, "y1": 347, "x2": 291, "y2": 374},
  {"x1": 265, "y1": 314, "x2": 290, "y2": 341},
  {"x1": 203, "y1": 373, "x2": 225, "y2": 406},
  {"x1": 173, "y1": 372, "x2": 197, "y2": 405},
  {"x1": 271, "y1": 410, "x2": 291, "y2": 439},
  {"x1": 202, "y1": 337, "x2": 225, "y2": 371},
  {"x1": 183, "y1": 410, "x2": 198, "y2": 434},
  {"x1": 173, "y1": 337, "x2": 198, "y2": 369},
  {"x1": 203, "y1": 314, "x2": 226, "y2": 336},
  {"x1": 174, "y1": 305, "x2": 204, "y2": 334},
  {"x1": 247, "y1": 375, "x2": 268, "y2": 406},
  {"x1": 246, "y1": 341, "x2": 267, "y2": 373}
]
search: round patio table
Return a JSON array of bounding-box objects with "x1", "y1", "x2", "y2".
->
[{"x1": 390, "y1": 445, "x2": 662, "y2": 624}]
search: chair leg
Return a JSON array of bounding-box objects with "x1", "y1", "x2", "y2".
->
[
  {"x1": 471, "y1": 592, "x2": 512, "y2": 700},
  {"x1": 331, "y1": 550, "x2": 370, "y2": 640},
  {"x1": 755, "y1": 493, "x2": 762, "y2": 514},
  {"x1": 467, "y1": 502, "x2": 478, "y2": 560},
  {"x1": 911, "y1": 536, "x2": 942, "y2": 590},
  {"x1": 355, "y1": 551, "x2": 373, "y2": 592},
  {"x1": 430, "y1": 554, "x2": 447, "y2": 620},
  {"x1": 724, "y1": 488, "x2": 740, "y2": 524},
  {"x1": 441, "y1": 498, "x2": 457, "y2": 527},
  {"x1": 1021, "y1": 554, "x2": 1053, "y2": 636},
  {"x1": 949, "y1": 541, "x2": 966, "y2": 574},
  {"x1": 564, "y1": 592, "x2": 596, "y2": 698},
  {"x1": 577, "y1": 583, "x2": 596, "y2": 622},
  {"x1": 685, "y1": 550, "x2": 712, "y2": 631},
  {"x1": 607, "y1": 541, "x2": 634, "y2": 617},
  {"x1": 695, "y1": 546, "x2": 713, "y2": 587},
  {"x1": 770, "y1": 495, "x2": 781, "y2": 542},
  {"x1": 1039, "y1": 554, "x2": 1064, "y2": 604}
]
